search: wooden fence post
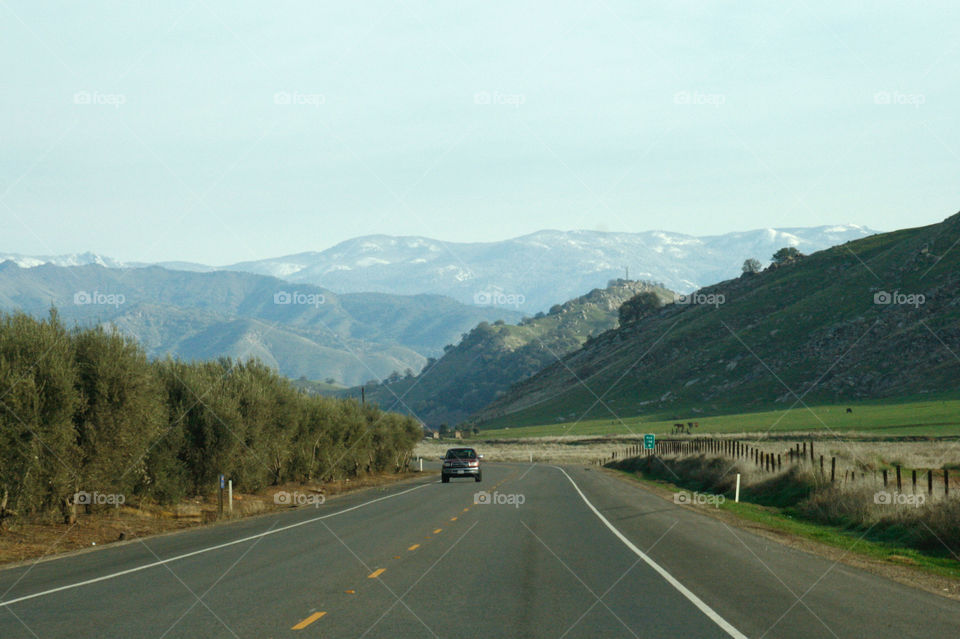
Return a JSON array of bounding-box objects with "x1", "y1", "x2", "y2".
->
[
  {"x1": 831, "y1": 457, "x2": 836, "y2": 483},
  {"x1": 896, "y1": 466, "x2": 902, "y2": 492},
  {"x1": 882, "y1": 469, "x2": 888, "y2": 487}
]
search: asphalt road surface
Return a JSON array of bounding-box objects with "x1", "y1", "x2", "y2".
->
[{"x1": 1, "y1": 462, "x2": 959, "y2": 638}]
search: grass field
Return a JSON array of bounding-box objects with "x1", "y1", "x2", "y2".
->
[{"x1": 477, "y1": 396, "x2": 960, "y2": 439}]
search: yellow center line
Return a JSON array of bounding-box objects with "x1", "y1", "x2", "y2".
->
[
  {"x1": 450, "y1": 516, "x2": 457, "y2": 521},
  {"x1": 463, "y1": 508, "x2": 469, "y2": 512},
  {"x1": 408, "y1": 544, "x2": 420, "y2": 551},
  {"x1": 433, "y1": 528, "x2": 442, "y2": 534},
  {"x1": 368, "y1": 568, "x2": 386, "y2": 579},
  {"x1": 291, "y1": 611, "x2": 326, "y2": 630}
]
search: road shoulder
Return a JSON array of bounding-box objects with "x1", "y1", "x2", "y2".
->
[{"x1": 597, "y1": 464, "x2": 960, "y2": 602}]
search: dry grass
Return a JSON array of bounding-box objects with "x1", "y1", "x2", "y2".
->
[
  {"x1": 420, "y1": 433, "x2": 960, "y2": 475},
  {"x1": 724, "y1": 435, "x2": 960, "y2": 470},
  {"x1": 615, "y1": 445, "x2": 960, "y2": 557},
  {"x1": 648, "y1": 433, "x2": 960, "y2": 500},
  {"x1": 415, "y1": 435, "x2": 645, "y2": 465}
]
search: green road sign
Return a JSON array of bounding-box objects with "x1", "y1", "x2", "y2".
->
[{"x1": 644, "y1": 434, "x2": 655, "y2": 449}]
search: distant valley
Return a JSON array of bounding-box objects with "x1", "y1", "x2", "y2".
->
[{"x1": 348, "y1": 279, "x2": 674, "y2": 426}]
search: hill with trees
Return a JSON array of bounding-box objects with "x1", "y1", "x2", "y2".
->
[{"x1": 347, "y1": 280, "x2": 675, "y2": 426}]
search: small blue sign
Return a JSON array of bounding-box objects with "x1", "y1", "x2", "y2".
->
[{"x1": 219, "y1": 474, "x2": 225, "y2": 489}]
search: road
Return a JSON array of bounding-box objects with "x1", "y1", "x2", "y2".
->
[{"x1": 1, "y1": 462, "x2": 959, "y2": 638}]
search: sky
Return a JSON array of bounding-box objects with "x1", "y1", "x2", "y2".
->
[{"x1": 1, "y1": 1, "x2": 957, "y2": 265}]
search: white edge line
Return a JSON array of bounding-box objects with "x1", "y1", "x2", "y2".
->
[
  {"x1": 0, "y1": 483, "x2": 430, "y2": 608},
  {"x1": 551, "y1": 466, "x2": 748, "y2": 639}
]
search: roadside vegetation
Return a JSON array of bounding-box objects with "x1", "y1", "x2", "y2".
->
[
  {"x1": 0, "y1": 310, "x2": 423, "y2": 531},
  {"x1": 610, "y1": 452, "x2": 960, "y2": 577}
]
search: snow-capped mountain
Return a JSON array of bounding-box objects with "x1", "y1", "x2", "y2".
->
[
  {"x1": 0, "y1": 251, "x2": 125, "y2": 269},
  {"x1": 2, "y1": 225, "x2": 878, "y2": 311},
  {"x1": 220, "y1": 225, "x2": 879, "y2": 310}
]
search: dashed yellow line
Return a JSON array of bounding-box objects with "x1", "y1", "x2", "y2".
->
[
  {"x1": 291, "y1": 611, "x2": 326, "y2": 630},
  {"x1": 290, "y1": 492, "x2": 492, "y2": 633}
]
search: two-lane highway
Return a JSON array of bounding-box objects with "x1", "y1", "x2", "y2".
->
[{"x1": 1, "y1": 462, "x2": 959, "y2": 637}]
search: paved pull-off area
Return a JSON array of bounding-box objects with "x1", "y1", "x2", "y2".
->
[{"x1": 1, "y1": 463, "x2": 958, "y2": 638}]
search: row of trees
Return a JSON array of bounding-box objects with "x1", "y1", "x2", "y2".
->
[
  {"x1": 742, "y1": 247, "x2": 804, "y2": 274},
  {"x1": 0, "y1": 310, "x2": 423, "y2": 526}
]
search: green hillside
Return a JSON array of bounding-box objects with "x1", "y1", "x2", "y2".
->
[
  {"x1": 350, "y1": 280, "x2": 674, "y2": 426},
  {"x1": 476, "y1": 212, "x2": 960, "y2": 429}
]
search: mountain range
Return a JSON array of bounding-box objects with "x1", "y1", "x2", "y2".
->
[
  {"x1": 0, "y1": 264, "x2": 519, "y2": 386},
  {"x1": 0, "y1": 223, "x2": 880, "y2": 388},
  {"x1": 1, "y1": 224, "x2": 878, "y2": 312}
]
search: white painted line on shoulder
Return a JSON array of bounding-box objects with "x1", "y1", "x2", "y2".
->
[
  {"x1": 551, "y1": 466, "x2": 748, "y2": 639},
  {"x1": 0, "y1": 483, "x2": 430, "y2": 608}
]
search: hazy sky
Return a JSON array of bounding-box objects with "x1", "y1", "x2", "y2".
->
[{"x1": 1, "y1": 1, "x2": 957, "y2": 265}]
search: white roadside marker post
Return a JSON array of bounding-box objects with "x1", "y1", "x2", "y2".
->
[
  {"x1": 228, "y1": 480, "x2": 233, "y2": 513},
  {"x1": 735, "y1": 474, "x2": 741, "y2": 503},
  {"x1": 419, "y1": 457, "x2": 423, "y2": 472}
]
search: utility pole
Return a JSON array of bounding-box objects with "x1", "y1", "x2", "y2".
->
[
  {"x1": 361, "y1": 386, "x2": 365, "y2": 406},
  {"x1": 624, "y1": 266, "x2": 629, "y2": 281}
]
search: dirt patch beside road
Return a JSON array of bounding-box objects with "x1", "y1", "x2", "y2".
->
[{"x1": 0, "y1": 472, "x2": 426, "y2": 567}]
